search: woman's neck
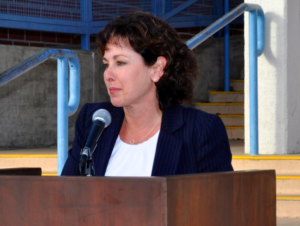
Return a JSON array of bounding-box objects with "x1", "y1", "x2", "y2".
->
[{"x1": 120, "y1": 99, "x2": 162, "y2": 144}]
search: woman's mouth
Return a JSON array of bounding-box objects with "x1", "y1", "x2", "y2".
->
[{"x1": 109, "y1": 87, "x2": 121, "y2": 94}]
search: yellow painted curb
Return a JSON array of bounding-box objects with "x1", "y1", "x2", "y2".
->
[
  {"x1": 231, "y1": 79, "x2": 244, "y2": 82},
  {"x1": 277, "y1": 196, "x2": 300, "y2": 201},
  {"x1": 209, "y1": 91, "x2": 244, "y2": 94},
  {"x1": 42, "y1": 173, "x2": 57, "y2": 176},
  {"x1": 233, "y1": 156, "x2": 300, "y2": 160},
  {"x1": 219, "y1": 115, "x2": 244, "y2": 117},
  {"x1": 193, "y1": 102, "x2": 244, "y2": 106},
  {"x1": 276, "y1": 176, "x2": 300, "y2": 180},
  {"x1": 226, "y1": 126, "x2": 244, "y2": 129},
  {"x1": 0, "y1": 154, "x2": 57, "y2": 158}
]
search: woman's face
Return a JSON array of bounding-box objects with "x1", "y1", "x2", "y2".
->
[{"x1": 102, "y1": 40, "x2": 156, "y2": 108}]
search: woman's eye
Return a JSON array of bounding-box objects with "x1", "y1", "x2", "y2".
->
[
  {"x1": 117, "y1": 61, "x2": 125, "y2": 66},
  {"x1": 103, "y1": 63, "x2": 109, "y2": 68}
]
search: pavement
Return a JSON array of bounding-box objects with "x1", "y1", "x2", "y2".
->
[{"x1": 277, "y1": 217, "x2": 300, "y2": 226}]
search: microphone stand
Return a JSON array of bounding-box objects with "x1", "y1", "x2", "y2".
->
[{"x1": 79, "y1": 147, "x2": 95, "y2": 176}]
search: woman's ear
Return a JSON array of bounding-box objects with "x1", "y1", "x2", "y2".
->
[{"x1": 151, "y1": 56, "x2": 167, "y2": 82}]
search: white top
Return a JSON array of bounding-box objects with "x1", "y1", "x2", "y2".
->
[{"x1": 105, "y1": 131, "x2": 160, "y2": 177}]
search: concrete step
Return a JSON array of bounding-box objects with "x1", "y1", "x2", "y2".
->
[
  {"x1": 232, "y1": 156, "x2": 300, "y2": 175},
  {"x1": 226, "y1": 126, "x2": 244, "y2": 139},
  {"x1": 194, "y1": 103, "x2": 244, "y2": 115},
  {"x1": 276, "y1": 176, "x2": 300, "y2": 196},
  {"x1": 209, "y1": 91, "x2": 244, "y2": 103},
  {"x1": 277, "y1": 196, "x2": 300, "y2": 218},
  {"x1": 220, "y1": 114, "x2": 244, "y2": 126},
  {"x1": 277, "y1": 217, "x2": 300, "y2": 226},
  {"x1": 0, "y1": 149, "x2": 57, "y2": 175},
  {"x1": 233, "y1": 156, "x2": 300, "y2": 174},
  {"x1": 230, "y1": 79, "x2": 244, "y2": 91}
]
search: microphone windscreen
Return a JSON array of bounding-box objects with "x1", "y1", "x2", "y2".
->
[{"x1": 92, "y1": 109, "x2": 112, "y2": 128}]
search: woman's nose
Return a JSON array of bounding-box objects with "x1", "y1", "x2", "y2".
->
[{"x1": 104, "y1": 65, "x2": 115, "y2": 82}]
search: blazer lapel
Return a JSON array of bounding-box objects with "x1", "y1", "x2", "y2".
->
[
  {"x1": 151, "y1": 104, "x2": 184, "y2": 176},
  {"x1": 92, "y1": 106, "x2": 124, "y2": 176}
]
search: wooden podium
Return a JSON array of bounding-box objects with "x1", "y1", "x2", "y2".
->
[{"x1": 0, "y1": 170, "x2": 276, "y2": 226}]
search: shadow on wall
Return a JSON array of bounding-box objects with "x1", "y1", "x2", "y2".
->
[{"x1": 0, "y1": 45, "x2": 109, "y2": 149}]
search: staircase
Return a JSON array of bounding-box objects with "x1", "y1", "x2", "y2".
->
[
  {"x1": 194, "y1": 79, "x2": 245, "y2": 140},
  {"x1": 194, "y1": 80, "x2": 300, "y2": 218}
]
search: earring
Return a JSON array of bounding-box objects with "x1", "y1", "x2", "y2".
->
[{"x1": 153, "y1": 78, "x2": 157, "y2": 82}]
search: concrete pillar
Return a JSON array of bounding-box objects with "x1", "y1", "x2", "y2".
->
[{"x1": 244, "y1": 0, "x2": 300, "y2": 154}]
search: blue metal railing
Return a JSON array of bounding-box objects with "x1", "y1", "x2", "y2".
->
[
  {"x1": 224, "y1": 0, "x2": 230, "y2": 92},
  {"x1": 0, "y1": 49, "x2": 81, "y2": 174},
  {"x1": 186, "y1": 3, "x2": 265, "y2": 155}
]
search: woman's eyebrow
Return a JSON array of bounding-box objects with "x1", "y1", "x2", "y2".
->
[{"x1": 103, "y1": 54, "x2": 129, "y2": 61}]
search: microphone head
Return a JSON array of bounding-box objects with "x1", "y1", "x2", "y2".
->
[{"x1": 92, "y1": 109, "x2": 112, "y2": 128}]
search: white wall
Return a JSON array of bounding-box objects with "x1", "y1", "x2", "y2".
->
[{"x1": 244, "y1": 0, "x2": 300, "y2": 154}]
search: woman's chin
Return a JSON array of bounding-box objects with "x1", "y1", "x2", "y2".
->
[{"x1": 110, "y1": 98, "x2": 124, "y2": 108}]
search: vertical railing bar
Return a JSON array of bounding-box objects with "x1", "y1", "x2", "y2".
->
[
  {"x1": 57, "y1": 57, "x2": 69, "y2": 175},
  {"x1": 152, "y1": 0, "x2": 165, "y2": 17},
  {"x1": 81, "y1": 0, "x2": 91, "y2": 50},
  {"x1": 249, "y1": 10, "x2": 259, "y2": 155},
  {"x1": 224, "y1": 0, "x2": 230, "y2": 92}
]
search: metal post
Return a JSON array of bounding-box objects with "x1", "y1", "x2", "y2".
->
[
  {"x1": 165, "y1": 0, "x2": 173, "y2": 13},
  {"x1": 152, "y1": 0, "x2": 165, "y2": 17},
  {"x1": 224, "y1": 0, "x2": 230, "y2": 91},
  {"x1": 81, "y1": 35, "x2": 90, "y2": 50},
  {"x1": 249, "y1": 10, "x2": 258, "y2": 155},
  {"x1": 57, "y1": 57, "x2": 69, "y2": 175},
  {"x1": 81, "y1": 0, "x2": 91, "y2": 50},
  {"x1": 213, "y1": 0, "x2": 222, "y2": 37}
]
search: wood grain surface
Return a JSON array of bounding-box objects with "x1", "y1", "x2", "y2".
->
[{"x1": 0, "y1": 170, "x2": 275, "y2": 226}]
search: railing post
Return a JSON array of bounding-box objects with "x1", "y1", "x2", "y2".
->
[
  {"x1": 165, "y1": 0, "x2": 173, "y2": 13},
  {"x1": 152, "y1": 0, "x2": 165, "y2": 17},
  {"x1": 224, "y1": 0, "x2": 230, "y2": 91},
  {"x1": 213, "y1": 0, "x2": 222, "y2": 38},
  {"x1": 249, "y1": 10, "x2": 259, "y2": 155},
  {"x1": 57, "y1": 57, "x2": 69, "y2": 175},
  {"x1": 81, "y1": 0, "x2": 91, "y2": 50}
]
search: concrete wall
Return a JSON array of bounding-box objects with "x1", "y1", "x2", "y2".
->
[
  {"x1": 0, "y1": 45, "x2": 109, "y2": 149},
  {"x1": 0, "y1": 36, "x2": 244, "y2": 149},
  {"x1": 244, "y1": 0, "x2": 300, "y2": 154}
]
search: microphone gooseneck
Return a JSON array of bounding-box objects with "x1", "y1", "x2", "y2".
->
[{"x1": 79, "y1": 109, "x2": 111, "y2": 176}]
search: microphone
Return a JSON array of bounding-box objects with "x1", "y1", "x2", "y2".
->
[{"x1": 79, "y1": 109, "x2": 111, "y2": 176}]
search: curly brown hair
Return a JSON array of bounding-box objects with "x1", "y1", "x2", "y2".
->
[{"x1": 96, "y1": 11, "x2": 198, "y2": 110}]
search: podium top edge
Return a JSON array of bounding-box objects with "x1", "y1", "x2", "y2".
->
[{"x1": 0, "y1": 170, "x2": 275, "y2": 180}]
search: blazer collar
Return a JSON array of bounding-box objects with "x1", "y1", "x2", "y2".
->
[
  {"x1": 93, "y1": 103, "x2": 184, "y2": 176},
  {"x1": 151, "y1": 104, "x2": 184, "y2": 176},
  {"x1": 160, "y1": 103, "x2": 184, "y2": 133}
]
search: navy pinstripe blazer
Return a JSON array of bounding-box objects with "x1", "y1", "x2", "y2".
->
[{"x1": 62, "y1": 102, "x2": 233, "y2": 176}]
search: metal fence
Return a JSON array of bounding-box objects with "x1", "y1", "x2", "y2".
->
[
  {"x1": 0, "y1": 0, "x2": 82, "y2": 21},
  {"x1": 0, "y1": 0, "x2": 244, "y2": 49},
  {"x1": 92, "y1": 0, "x2": 152, "y2": 21},
  {"x1": 0, "y1": 0, "x2": 243, "y2": 22}
]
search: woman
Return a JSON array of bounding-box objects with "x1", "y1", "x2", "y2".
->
[{"x1": 62, "y1": 11, "x2": 233, "y2": 176}]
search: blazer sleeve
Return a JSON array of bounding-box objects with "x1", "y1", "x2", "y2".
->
[
  {"x1": 61, "y1": 103, "x2": 90, "y2": 176},
  {"x1": 194, "y1": 113, "x2": 233, "y2": 173}
]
